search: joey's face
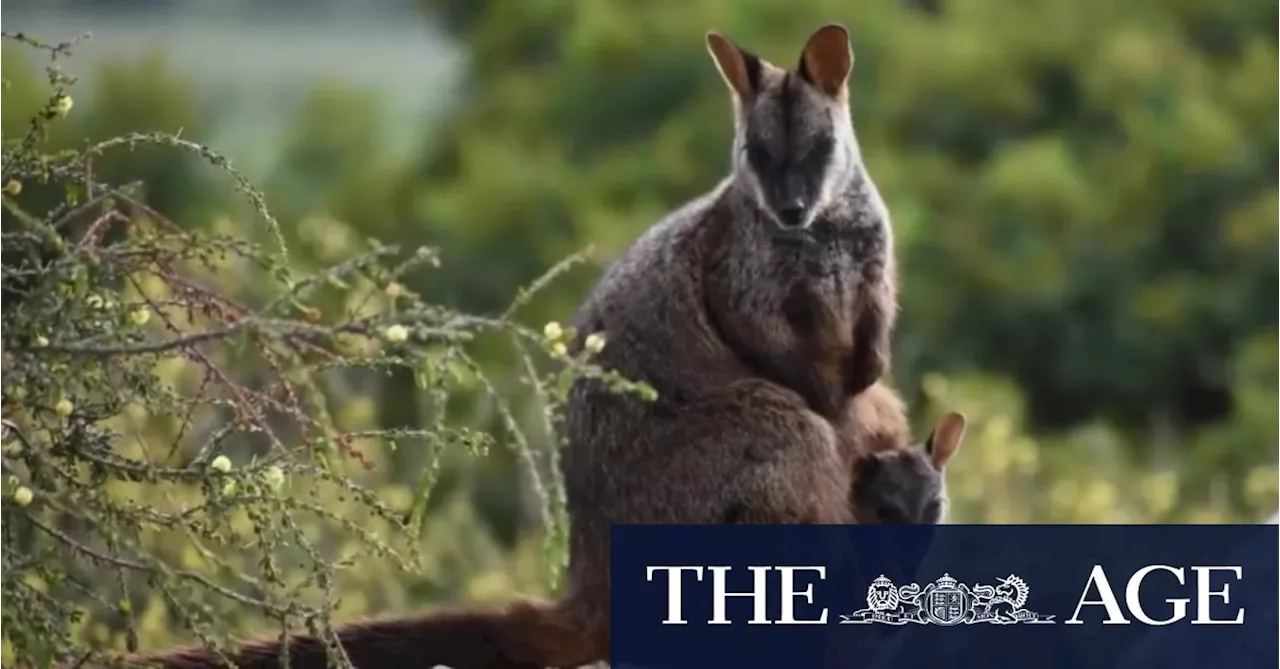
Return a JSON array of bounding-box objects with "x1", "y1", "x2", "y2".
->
[
  {"x1": 706, "y1": 25, "x2": 861, "y2": 231},
  {"x1": 853, "y1": 450, "x2": 945, "y2": 525},
  {"x1": 853, "y1": 411, "x2": 967, "y2": 526}
]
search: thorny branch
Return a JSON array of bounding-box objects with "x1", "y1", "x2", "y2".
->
[{"x1": 0, "y1": 31, "x2": 648, "y2": 669}]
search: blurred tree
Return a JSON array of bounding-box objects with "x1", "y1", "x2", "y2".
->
[
  {"x1": 409, "y1": 0, "x2": 1278, "y2": 461},
  {"x1": 1, "y1": 47, "x2": 221, "y2": 227}
]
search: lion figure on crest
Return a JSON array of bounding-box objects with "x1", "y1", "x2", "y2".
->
[{"x1": 866, "y1": 575, "x2": 900, "y2": 612}]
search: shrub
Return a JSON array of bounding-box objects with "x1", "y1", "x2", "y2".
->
[{"x1": 0, "y1": 34, "x2": 641, "y2": 668}]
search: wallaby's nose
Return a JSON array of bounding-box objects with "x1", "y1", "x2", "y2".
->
[{"x1": 777, "y1": 202, "x2": 806, "y2": 228}]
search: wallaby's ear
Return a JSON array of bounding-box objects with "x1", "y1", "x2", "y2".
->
[
  {"x1": 706, "y1": 31, "x2": 760, "y2": 101},
  {"x1": 924, "y1": 412, "x2": 966, "y2": 470},
  {"x1": 797, "y1": 23, "x2": 853, "y2": 97}
]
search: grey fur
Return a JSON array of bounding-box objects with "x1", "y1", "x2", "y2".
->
[{"x1": 852, "y1": 445, "x2": 949, "y2": 525}]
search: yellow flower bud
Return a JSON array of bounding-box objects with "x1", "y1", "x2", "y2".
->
[
  {"x1": 263, "y1": 466, "x2": 286, "y2": 491},
  {"x1": 34, "y1": 336, "x2": 49, "y2": 348},
  {"x1": 12, "y1": 486, "x2": 33, "y2": 507},
  {"x1": 4, "y1": 180, "x2": 21, "y2": 196},
  {"x1": 384, "y1": 324, "x2": 409, "y2": 343},
  {"x1": 54, "y1": 398, "x2": 74, "y2": 417},
  {"x1": 210, "y1": 455, "x2": 232, "y2": 473},
  {"x1": 128, "y1": 308, "x2": 151, "y2": 326},
  {"x1": 543, "y1": 321, "x2": 564, "y2": 341},
  {"x1": 54, "y1": 95, "x2": 73, "y2": 116},
  {"x1": 584, "y1": 333, "x2": 607, "y2": 354},
  {"x1": 552, "y1": 342, "x2": 568, "y2": 357}
]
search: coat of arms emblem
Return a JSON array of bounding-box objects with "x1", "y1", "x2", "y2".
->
[
  {"x1": 840, "y1": 573, "x2": 1056, "y2": 626},
  {"x1": 924, "y1": 575, "x2": 967, "y2": 625}
]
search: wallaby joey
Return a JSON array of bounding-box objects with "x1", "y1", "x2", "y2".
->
[{"x1": 853, "y1": 412, "x2": 966, "y2": 525}]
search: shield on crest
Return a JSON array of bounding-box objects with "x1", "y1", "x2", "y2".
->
[{"x1": 926, "y1": 588, "x2": 967, "y2": 625}]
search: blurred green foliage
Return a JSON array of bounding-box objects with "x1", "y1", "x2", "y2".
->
[
  {"x1": 408, "y1": 0, "x2": 1278, "y2": 514},
  {"x1": 1, "y1": 0, "x2": 1277, "y2": 661}
]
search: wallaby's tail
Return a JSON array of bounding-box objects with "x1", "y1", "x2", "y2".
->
[{"x1": 108, "y1": 596, "x2": 606, "y2": 669}]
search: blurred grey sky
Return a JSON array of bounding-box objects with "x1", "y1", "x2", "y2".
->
[{"x1": 4, "y1": 0, "x2": 462, "y2": 173}]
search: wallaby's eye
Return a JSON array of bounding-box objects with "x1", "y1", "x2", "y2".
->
[
  {"x1": 803, "y1": 136, "x2": 834, "y2": 168},
  {"x1": 745, "y1": 141, "x2": 773, "y2": 172}
]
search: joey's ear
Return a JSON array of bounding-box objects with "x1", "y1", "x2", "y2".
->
[
  {"x1": 706, "y1": 31, "x2": 761, "y2": 101},
  {"x1": 797, "y1": 23, "x2": 853, "y2": 97},
  {"x1": 924, "y1": 412, "x2": 966, "y2": 470}
]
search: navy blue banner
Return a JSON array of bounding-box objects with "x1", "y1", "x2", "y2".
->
[{"x1": 610, "y1": 524, "x2": 1278, "y2": 669}]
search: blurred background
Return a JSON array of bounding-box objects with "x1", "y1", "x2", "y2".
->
[{"x1": 2, "y1": 0, "x2": 1277, "y2": 656}]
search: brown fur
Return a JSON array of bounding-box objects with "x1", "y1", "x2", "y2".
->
[
  {"x1": 107, "y1": 24, "x2": 917, "y2": 669},
  {"x1": 114, "y1": 597, "x2": 600, "y2": 669}
]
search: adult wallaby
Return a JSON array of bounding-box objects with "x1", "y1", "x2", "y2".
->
[{"x1": 116, "y1": 24, "x2": 915, "y2": 669}]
